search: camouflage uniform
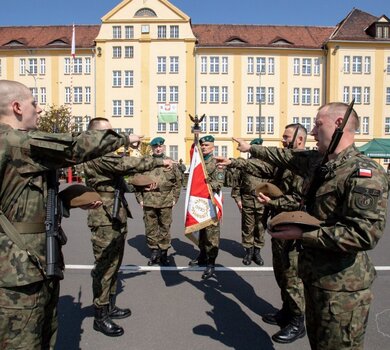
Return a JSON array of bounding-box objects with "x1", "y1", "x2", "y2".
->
[
  {"x1": 250, "y1": 144, "x2": 389, "y2": 349},
  {"x1": 135, "y1": 154, "x2": 182, "y2": 253},
  {"x1": 0, "y1": 124, "x2": 129, "y2": 349},
  {"x1": 83, "y1": 153, "x2": 164, "y2": 307},
  {"x1": 198, "y1": 155, "x2": 225, "y2": 261}
]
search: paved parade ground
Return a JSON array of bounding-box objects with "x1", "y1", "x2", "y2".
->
[{"x1": 57, "y1": 185, "x2": 390, "y2": 350}]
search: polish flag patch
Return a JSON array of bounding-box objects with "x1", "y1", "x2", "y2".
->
[{"x1": 358, "y1": 168, "x2": 372, "y2": 178}]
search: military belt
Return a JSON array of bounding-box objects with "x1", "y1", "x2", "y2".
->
[{"x1": 0, "y1": 222, "x2": 45, "y2": 234}]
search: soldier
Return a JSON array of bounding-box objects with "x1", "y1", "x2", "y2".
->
[
  {"x1": 189, "y1": 135, "x2": 225, "y2": 279},
  {"x1": 258, "y1": 124, "x2": 307, "y2": 343},
  {"x1": 233, "y1": 102, "x2": 389, "y2": 349},
  {"x1": 230, "y1": 138, "x2": 274, "y2": 266},
  {"x1": 178, "y1": 158, "x2": 187, "y2": 187},
  {"x1": 83, "y1": 119, "x2": 173, "y2": 337},
  {"x1": 0, "y1": 80, "x2": 142, "y2": 349},
  {"x1": 135, "y1": 137, "x2": 182, "y2": 266}
]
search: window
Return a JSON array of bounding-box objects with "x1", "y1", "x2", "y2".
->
[
  {"x1": 74, "y1": 87, "x2": 82, "y2": 103},
  {"x1": 169, "y1": 56, "x2": 179, "y2": 73},
  {"x1": 65, "y1": 87, "x2": 71, "y2": 104},
  {"x1": 210, "y1": 86, "x2": 219, "y2": 103},
  {"x1": 170, "y1": 25, "x2": 179, "y2": 38},
  {"x1": 268, "y1": 87, "x2": 274, "y2": 104},
  {"x1": 113, "y1": 46, "x2": 122, "y2": 58},
  {"x1": 385, "y1": 117, "x2": 390, "y2": 134},
  {"x1": 113, "y1": 100, "x2": 122, "y2": 116},
  {"x1": 85, "y1": 57, "x2": 91, "y2": 74},
  {"x1": 112, "y1": 71, "x2": 122, "y2": 87},
  {"x1": 362, "y1": 116, "x2": 369, "y2": 134},
  {"x1": 293, "y1": 58, "x2": 300, "y2": 75},
  {"x1": 64, "y1": 58, "x2": 71, "y2": 74},
  {"x1": 157, "y1": 122, "x2": 167, "y2": 132},
  {"x1": 40, "y1": 87, "x2": 46, "y2": 104},
  {"x1": 352, "y1": 86, "x2": 362, "y2": 104},
  {"x1": 352, "y1": 56, "x2": 362, "y2": 73},
  {"x1": 267, "y1": 116, "x2": 274, "y2": 134},
  {"x1": 386, "y1": 87, "x2": 390, "y2": 104},
  {"x1": 39, "y1": 58, "x2": 46, "y2": 75},
  {"x1": 364, "y1": 56, "x2": 371, "y2": 74},
  {"x1": 363, "y1": 87, "x2": 370, "y2": 104},
  {"x1": 313, "y1": 88, "x2": 320, "y2": 105},
  {"x1": 302, "y1": 58, "x2": 312, "y2": 75},
  {"x1": 313, "y1": 58, "x2": 320, "y2": 75},
  {"x1": 200, "y1": 86, "x2": 207, "y2": 103},
  {"x1": 247, "y1": 116, "x2": 253, "y2": 133},
  {"x1": 210, "y1": 57, "x2": 219, "y2": 74},
  {"x1": 200, "y1": 116, "x2": 207, "y2": 132},
  {"x1": 113, "y1": 26, "x2": 121, "y2": 39},
  {"x1": 124, "y1": 128, "x2": 134, "y2": 134},
  {"x1": 293, "y1": 117, "x2": 299, "y2": 124},
  {"x1": 169, "y1": 146, "x2": 178, "y2": 161},
  {"x1": 73, "y1": 58, "x2": 82, "y2": 74},
  {"x1": 169, "y1": 122, "x2": 178, "y2": 133},
  {"x1": 256, "y1": 87, "x2": 266, "y2": 104},
  {"x1": 302, "y1": 88, "x2": 311, "y2": 105},
  {"x1": 30, "y1": 88, "x2": 38, "y2": 101},
  {"x1": 125, "y1": 26, "x2": 134, "y2": 39},
  {"x1": 268, "y1": 57, "x2": 275, "y2": 75},
  {"x1": 141, "y1": 25, "x2": 149, "y2": 34},
  {"x1": 124, "y1": 70, "x2": 134, "y2": 87},
  {"x1": 201, "y1": 57, "x2": 207, "y2": 74},
  {"x1": 28, "y1": 58, "x2": 38, "y2": 74},
  {"x1": 209, "y1": 116, "x2": 219, "y2": 132},
  {"x1": 125, "y1": 46, "x2": 134, "y2": 58},
  {"x1": 221, "y1": 146, "x2": 228, "y2": 158},
  {"x1": 214, "y1": 146, "x2": 219, "y2": 156},
  {"x1": 157, "y1": 57, "x2": 166, "y2": 73},
  {"x1": 387, "y1": 57, "x2": 390, "y2": 74},
  {"x1": 343, "y1": 86, "x2": 350, "y2": 103},
  {"x1": 221, "y1": 116, "x2": 228, "y2": 133},
  {"x1": 74, "y1": 117, "x2": 83, "y2": 132},
  {"x1": 85, "y1": 86, "x2": 91, "y2": 104},
  {"x1": 247, "y1": 87, "x2": 254, "y2": 104},
  {"x1": 301, "y1": 117, "x2": 312, "y2": 133},
  {"x1": 343, "y1": 56, "x2": 350, "y2": 73},
  {"x1": 221, "y1": 86, "x2": 228, "y2": 103},
  {"x1": 257, "y1": 116, "x2": 266, "y2": 134},
  {"x1": 221, "y1": 57, "x2": 228, "y2": 74},
  {"x1": 19, "y1": 58, "x2": 26, "y2": 75},
  {"x1": 247, "y1": 57, "x2": 254, "y2": 74},
  {"x1": 293, "y1": 88, "x2": 299, "y2": 105},
  {"x1": 169, "y1": 86, "x2": 179, "y2": 103},
  {"x1": 157, "y1": 86, "x2": 167, "y2": 102},
  {"x1": 256, "y1": 57, "x2": 266, "y2": 74},
  {"x1": 157, "y1": 25, "x2": 167, "y2": 38},
  {"x1": 124, "y1": 100, "x2": 134, "y2": 117}
]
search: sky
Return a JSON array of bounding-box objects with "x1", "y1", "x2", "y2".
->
[{"x1": 0, "y1": 0, "x2": 389, "y2": 27}]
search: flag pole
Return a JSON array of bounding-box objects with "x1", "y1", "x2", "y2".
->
[{"x1": 70, "y1": 23, "x2": 76, "y2": 116}]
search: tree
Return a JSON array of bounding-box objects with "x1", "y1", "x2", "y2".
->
[{"x1": 37, "y1": 105, "x2": 76, "y2": 133}]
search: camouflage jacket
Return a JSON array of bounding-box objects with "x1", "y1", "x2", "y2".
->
[
  {"x1": 204, "y1": 155, "x2": 225, "y2": 193},
  {"x1": 230, "y1": 157, "x2": 276, "y2": 209},
  {"x1": 84, "y1": 153, "x2": 164, "y2": 226},
  {"x1": 0, "y1": 123, "x2": 130, "y2": 287},
  {"x1": 135, "y1": 155, "x2": 182, "y2": 208},
  {"x1": 250, "y1": 144, "x2": 389, "y2": 291}
]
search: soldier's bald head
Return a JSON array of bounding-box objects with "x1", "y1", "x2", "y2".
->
[
  {"x1": 87, "y1": 117, "x2": 112, "y2": 131},
  {"x1": 0, "y1": 80, "x2": 31, "y2": 117},
  {"x1": 318, "y1": 102, "x2": 359, "y2": 133}
]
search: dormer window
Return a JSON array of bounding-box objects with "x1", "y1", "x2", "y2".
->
[{"x1": 376, "y1": 24, "x2": 390, "y2": 39}]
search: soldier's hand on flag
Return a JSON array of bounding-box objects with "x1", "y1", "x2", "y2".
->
[
  {"x1": 214, "y1": 156, "x2": 231, "y2": 166},
  {"x1": 233, "y1": 137, "x2": 251, "y2": 152},
  {"x1": 128, "y1": 134, "x2": 144, "y2": 149}
]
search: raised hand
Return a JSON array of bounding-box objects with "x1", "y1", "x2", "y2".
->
[
  {"x1": 232, "y1": 137, "x2": 251, "y2": 153},
  {"x1": 128, "y1": 134, "x2": 144, "y2": 149}
]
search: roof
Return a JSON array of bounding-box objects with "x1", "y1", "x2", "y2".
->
[
  {"x1": 358, "y1": 138, "x2": 390, "y2": 158},
  {"x1": 0, "y1": 25, "x2": 100, "y2": 50},
  {"x1": 192, "y1": 24, "x2": 335, "y2": 49}
]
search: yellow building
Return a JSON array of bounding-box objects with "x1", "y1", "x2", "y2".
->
[{"x1": 0, "y1": 0, "x2": 389, "y2": 165}]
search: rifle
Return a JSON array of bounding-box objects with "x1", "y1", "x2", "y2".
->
[
  {"x1": 112, "y1": 177, "x2": 132, "y2": 223},
  {"x1": 303, "y1": 99, "x2": 355, "y2": 211},
  {"x1": 45, "y1": 169, "x2": 67, "y2": 279},
  {"x1": 288, "y1": 124, "x2": 300, "y2": 149}
]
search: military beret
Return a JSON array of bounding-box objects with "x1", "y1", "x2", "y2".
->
[
  {"x1": 199, "y1": 135, "x2": 215, "y2": 144},
  {"x1": 150, "y1": 137, "x2": 165, "y2": 146},
  {"x1": 129, "y1": 174, "x2": 155, "y2": 187},
  {"x1": 250, "y1": 138, "x2": 263, "y2": 145},
  {"x1": 59, "y1": 184, "x2": 101, "y2": 209},
  {"x1": 268, "y1": 211, "x2": 322, "y2": 232},
  {"x1": 255, "y1": 183, "x2": 283, "y2": 198}
]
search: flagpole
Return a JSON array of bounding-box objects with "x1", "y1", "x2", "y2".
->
[{"x1": 70, "y1": 24, "x2": 76, "y2": 116}]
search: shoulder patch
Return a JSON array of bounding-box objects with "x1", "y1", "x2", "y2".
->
[
  {"x1": 357, "y1": 168, "x2": 372, "y2": 178},
  {"x1": 353, "y1": 186, "x2": 380, "y2": 210}
]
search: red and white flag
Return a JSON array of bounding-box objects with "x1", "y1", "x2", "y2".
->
[
  {"x1": 71, "y1": 24, "x2": 76, "y2": 58},
  {"x1": 184, "y1": 143, "x2": 222, "y2": 244}
]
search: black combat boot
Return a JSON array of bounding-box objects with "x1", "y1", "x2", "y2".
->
[
  {"x1": 242, "y1": 247, "x2": 254, "y2": 265},
  {"x1": 148, "y1": 249, "x2": 160, "y2": 266},
  {"x1": 189, "y1": 250, "x2": 207, "y2": 267},
  {"x1": 252, "y1": 247, "x2": 264, "y2": 266},
  {"x1": 271, "y1": 315, "x2": 306, "y2": 344},
  {"x1": 159, "y1": 249, "x2": 169, "y2": 266},
  {"x1": 262, "y1": 308, "x2": 290, "y2": 327},
  {"x1": 109, "y1": 295, "x2": 131, "y2": 319},
  {"x1": 201, "y1": 257, "x2": 216, "y2": 280},
  {"x1": 93, "y1": 305, "x2": 124, "y2": 337}
]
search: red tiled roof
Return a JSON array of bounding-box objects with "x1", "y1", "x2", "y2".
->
[
  {"x1": 0, "y1": 25, "x2": 100, "y2": 50},
  {"x1": 192, "y1": 24, "x2": 335, "y2": 49}
]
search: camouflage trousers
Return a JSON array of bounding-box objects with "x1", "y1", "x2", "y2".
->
[
  {"x1": 0, "y1": 279, "x2": 59, "y2": 350},
  {"x1": 271, "y1": 238, "x2": 305, "y2": 317},
  {"x1": 304, "y1": 284, "x2": 372, "y2": 350},
  {"x1": 90, "y1": 223, "x2": 127, "y2": 306},
  {"x1": 143, "y1": 206, "x2": 172, "y2": 250},
  {"x1": 241, "y1": 205, "x2": 265, "y2": 249},
  {"x1": 198, "y1": 222, "x2": 220, "y2": 260}
]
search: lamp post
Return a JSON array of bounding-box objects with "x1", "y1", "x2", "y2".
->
[{"x1": 25, "y1": 68, "x2": 37, "y2": 98}]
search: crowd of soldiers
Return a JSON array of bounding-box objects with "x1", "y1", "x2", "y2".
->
[{"x1": 0, "y1": 79, "x2": 388, "y2": 350}]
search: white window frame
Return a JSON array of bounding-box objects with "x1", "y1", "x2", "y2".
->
[
  {"x1": 200, "y1": 86, "x2": 207, "y2": 103},
  {"x1": 221, "y1": 86, "x2": 228, "y2": 103},
  {"x1": 221, "y1": 116, "x2": 228, "y2": 133},
  {"x1": 247, "y1": 116, "x2": 253, "y2": 133},
  {"x1": 124, "y1": 70, "x2": 134, "y2": 87},
  {"x1": 124, "y1": 100, "x2": 134, "y2": 117},
  {"x1": 247, "y1": 57, "x2": 254, "y2": 74},
  {"x1": 157, "y1": 56, "x2": 166, "y2": 73},
  {"x1": 169, "y1": 56, "x2": 179, "y2": 73},
  {"x1": 113, "y1": 100, "x2": 122, "y2": 117},
  {"x1": 221, "y1": 56, "x2": 228, "y2": 74}
]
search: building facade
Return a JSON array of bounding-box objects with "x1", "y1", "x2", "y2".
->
[{"x1": 0, "y1": 0, "x2": 389, "y2": 165}]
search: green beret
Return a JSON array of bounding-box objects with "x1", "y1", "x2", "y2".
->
[
  {"x1": 199, "y1": 135, "x2": 215, "y2": 144},
  {"x1": 255, "y1": 183, "x2": 283, "y2": 198},
  {"x1": 268, "y1": 211, "x2": 322, "y2": 232},
  {"x1": 250, "y1": 138, "x2": 263, "y2": 145},
  {"x1": 150, "y1": 137, "x2": 165, "y2": 146}
]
